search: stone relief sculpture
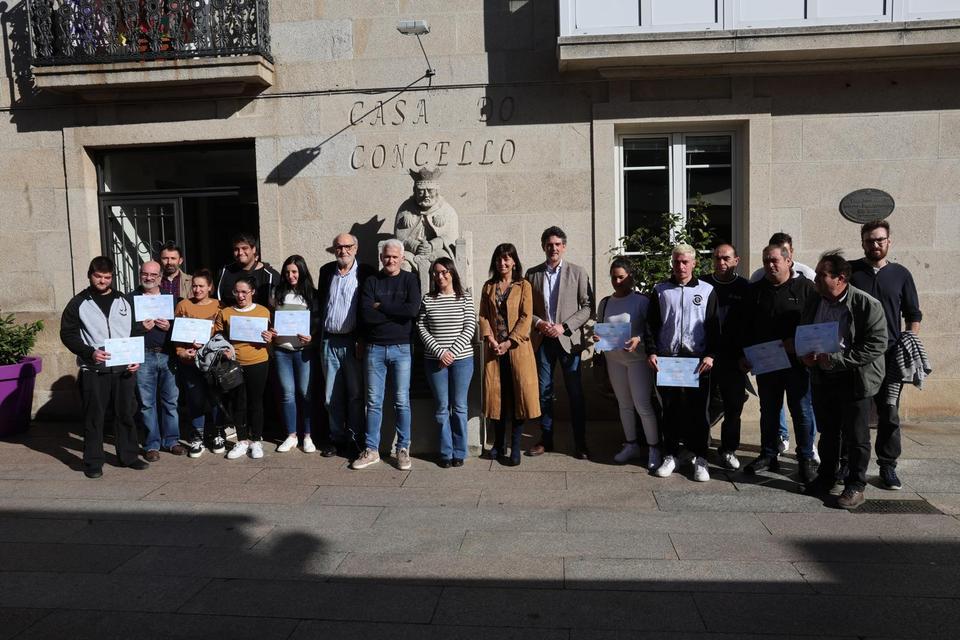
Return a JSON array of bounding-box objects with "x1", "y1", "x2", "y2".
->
[{"x1": 394, "y1": 166, "x2": 460, "y2": 292}]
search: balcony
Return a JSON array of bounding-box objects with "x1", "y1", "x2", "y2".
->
[
  {"x1": 558, "y1": 0, "x2": 960, "y2": 76},
  {"x1": 27, "y1": 0, "x2": 274, "y2": 99}
]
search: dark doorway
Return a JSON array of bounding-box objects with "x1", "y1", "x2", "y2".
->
[{"x1": 96, "y1": 142, "x2": 258, "y2": 293}]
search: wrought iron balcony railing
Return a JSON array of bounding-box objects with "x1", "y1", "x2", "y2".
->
[{"x1": 27, "y1": 0, "x2": 271, "y2": 66}]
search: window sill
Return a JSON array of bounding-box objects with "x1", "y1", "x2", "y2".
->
[{"x1": 558, "y1": 18, "x2": 960, "y2": 77}]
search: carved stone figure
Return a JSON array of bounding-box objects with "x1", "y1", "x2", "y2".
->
[{"x1": 394, "y1": 166, "x2": 460, "y2": 292}]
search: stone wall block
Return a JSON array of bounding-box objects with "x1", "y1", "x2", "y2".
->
[
  {"x1": 802, "y1": 114, "x2": 940, "y2": 162},
  {"x1": 272, "y1": 20, "x2": 353, "y2": 64},
  {"x1": 771, "y1": 118, "x2": 803, "y2": 163},
  {"x1": 320, "y1": 0, "x2": 397, "y2": 19},
  {"x1": 934, "y1": 204, "x2": 960, "y2": 250},
  {"x1": 486, "y1": 172, "x2": 591, "y2": 214},
  {"x1": 938, "y1": 112, "x2": 960, "y2": 158},
  {"x1": 769, "y1": 163, "x2": 821, "y2": 208}
]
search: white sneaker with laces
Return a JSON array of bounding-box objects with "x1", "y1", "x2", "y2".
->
[
  {"x1": 646, "y1": 445, "x2": 662, "y2": 471},
  {"x1": 302, "y1": 436, "x2": 317, "y2": 453},
  {"x1": 693, "y1": 456, "x2": 711, "y2": 482},
  {"x1": 614, "y1": 442, "x2": 643, "y2": 464},
  {"x1": 249, "y1": 441, "x2": 264, "y2": 459},
  {"x1": 778, "y1": 435, "x2": 790, "y2": 454},
  {"x1": 276, "y1": 434, "x2": 298, "y2": 453},
  {"x1": 226, "y1": 441, "x2": 249, "y2": 459},
  {"x1": 654, "y1": 455, "x2": 677, "y2": 478},
  {"x1": 719, "y1": 451, "x2": 741, "y2": 470}
]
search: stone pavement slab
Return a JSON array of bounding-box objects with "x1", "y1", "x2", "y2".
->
[
  {"x1": 373, "y1": 506, "x2": 567, "y2": 532},
  {"x1": 333, "y1": 552, "x2": 565, "y2": 587},
  {"x1": 758, "y1": 512, "x2": 960, "y2": 536},
  {"x1": 305, "y1": 485, "x2": 482, "y2": 507},
  {"x1": 0, "y1": 573, "x2": 205, "y2": 612},
  {"x1": 670, "y1": 533, "x2": 902, "y2": 563},
  {"x1": 920, "y1": 492, "x2": 960, "y2": 514},
  {"x1": 180, "y1": 579, "x2": 442, "y2": 623},
  {"x1": 460, "y1": 531, "x2": 677, "y2": 558},
  {"x1": 433, "y1": 586, "x2": 705, "y2": 631},
  {"x1": 0, "y1": 609, "x2": 52, "y2": 640},
  {"x1": 290, "y1": 621, "x2": 568, "y2": 640},
  {"x1": 565, "y1": 510, "x2": 768, "y2": 534},
  {"x1": 0, "y1": 542, "x2": 143, "y2": 573},
  {"x1": 564, "y1": 558, "x2": 810, "y2": 593},
  {"x1": 795, "y1": 560, "x2": 960, "y2": 595},
  {"x1": 14, "y1": 610, "x2": 300, "y2": 640},
  {"x1": 114, "y1": 545, "x2": 347, "y2": 581}
]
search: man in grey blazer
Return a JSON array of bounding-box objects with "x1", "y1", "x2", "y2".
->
[{"x1": 525, "y1": 226, "x2": 594, "y2": 459}]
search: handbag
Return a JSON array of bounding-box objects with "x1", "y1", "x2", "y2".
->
[{"x1": 208, "y1": 353, "x2": 244, "y2": 394}]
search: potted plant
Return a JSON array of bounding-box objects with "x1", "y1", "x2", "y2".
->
[{"x1": 0, "y1": 311, "x2": 44, "y2": 437}]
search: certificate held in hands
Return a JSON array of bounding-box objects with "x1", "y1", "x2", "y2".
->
[
  {"x1": 134, "y1": 294, "x2": 175, "y2": 321},
  {"x1": 794, "y1": 321, "x2": 841, "y2": 356},
  {"x1": 743, "y1": 340, "x2": 791, "y2": 375},
  {"x1": 656, "y1": 356, "x2": 700, "y2": 388},
  {"x1": 274, "y1": 310, "x2": 311, "y2": 337},
  {"x1": 229, "y1": 316, "x2": 269, "y2": 343},
  {"x1": 103, "y1": 337, "x2": 145, "y2": 367},
  {"x1": 170, "y1": 318, "x2": 214, "y2": 345},
  {"x1": 594, "y1": 322, "x2": 632, "y2": 352}
]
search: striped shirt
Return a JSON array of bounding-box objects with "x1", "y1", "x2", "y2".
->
[
  {"x1": 416, "y1": 293, "x2": 476, "y2": 360},
  {"x1": 324, "y1": 260, "x2": 359, "y2": 334}
]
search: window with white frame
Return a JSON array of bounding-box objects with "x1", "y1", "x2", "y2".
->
[{"x1": 617, "y1": 132, "x2": 734, "y2": 252}]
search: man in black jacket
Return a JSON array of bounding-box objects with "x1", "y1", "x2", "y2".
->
[
  {"x1": 740, "y1": 244, "x2": 818, "y2": 484},
  {"x1": 351, "y1": 239, "x2": 421, "y2": 471},
  {"x1": 317, "y1": 233, "x2": 376, "y2": 456},
  {"x1": 60, "y1": 257, "x2": 150, "y2": 478},
  {"x1": 216, "y1": 232, "x2": 280, "y2": 307}
]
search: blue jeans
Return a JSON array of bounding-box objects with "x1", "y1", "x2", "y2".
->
[
  {"x1": 322, "y1": 334, "x2": 364, "y2": 444},
  {"x1": 177, "y1": 364, "x2": 207, "y2": 437},
  {"x1": 137, "y1": 351, "x2": 180, "y2": 451},
  {"x1": 425, "y1": 356, "x2": 474, "y2": 460},
  {"x1": 274, "y1": 348, "x2": 315, "y2": 436},
  {"x1": 536, "y1": 337, "x2": 586, "y2": 447},
  {"x1": 758, "y1": 366, "x2": 816, "y2": 459},
  {"x1": 779, "y1": 387, "x2": 817, "y2": 444},
  {"x1": 364, "y1": 343, "x2": 412, "y2": 451}
]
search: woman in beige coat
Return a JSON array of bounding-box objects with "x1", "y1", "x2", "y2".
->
[{"x1": 479, "y1": 243, "x2": 541, "y2": 465}]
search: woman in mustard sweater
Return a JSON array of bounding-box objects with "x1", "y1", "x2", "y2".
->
[{"x1": 214, "y1": 275, "x2": 272, "y2": 460}]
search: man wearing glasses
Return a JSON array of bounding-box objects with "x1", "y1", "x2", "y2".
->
[
  {"x1": 318, "y1": 233, "x2": 376, "y2": 457},
  {"x1": 850, "y1": 219, "x2": 922, "y2": 491},
  {"x1": 133, "y1": 261, "x2": 185, "y2": 460}
]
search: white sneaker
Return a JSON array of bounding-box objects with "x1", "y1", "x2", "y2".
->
[
  {"x1": 654, "y1": 455, "x2": 677, "y2": 478},
  {"x1": 647, "y1": 445, "x2": 662, "y2": 471},
  {"x1": 249, "y1": 441, "x2": 264, "y2": 459},
  {"x1": 693, "y1": 456, "x2": 711, "y2": 482},
  {"x1": 812, "y1": 444, "x2": 821, "y2": 464},
  {"x1": 614, "y1": 442, "x2": 643, "y2": 464},
  {"x1": 226, "y1": 441, "x2": 249, "y2": 459},
  {"x1": 719, "y1": 451, "x2": 741, "y2": 470},
  {"x1": 302, "y1": 436, "x2": 316, "y2": 453},
  {"x1": 778, "y1": 435, "x2": 790, "y2": 454},
  {"x1": 276, "y1": 434, "x2": 298, "y2": 453}
]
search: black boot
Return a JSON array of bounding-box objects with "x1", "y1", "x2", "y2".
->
[
  {"x1": 487, "y1": 420, "x2": 505, "y2": 460},
  {"x1": 509, "y1": 421, "x2": 523, "y2": 466}
]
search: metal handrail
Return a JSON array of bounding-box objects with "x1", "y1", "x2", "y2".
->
[{"x1": 27, "y1": 0, "x2": 272, "y2": 66}]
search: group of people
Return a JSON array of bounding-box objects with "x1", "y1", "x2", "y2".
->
[{"x1": 60, "y1": 218, "x2": 925, "y2": 509}]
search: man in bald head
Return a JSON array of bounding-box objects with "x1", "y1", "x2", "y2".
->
[
  {"x1": 317, "y1": 233, "x2": 377, "y2": 457},
  {"x1": 133, "y1": 259, "x2": 184, "y2": 461}
]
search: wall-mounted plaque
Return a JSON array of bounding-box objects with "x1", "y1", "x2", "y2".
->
[{"x1": 839, "y1": 189, "x2": 895, "y2": 224}]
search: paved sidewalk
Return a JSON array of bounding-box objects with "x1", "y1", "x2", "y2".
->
[{"x1": 1, "y1": 418, "x2": 959, "y2": 639}]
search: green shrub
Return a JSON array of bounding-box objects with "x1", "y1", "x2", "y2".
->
[
  {"x1": 611, "y1": 196, "x2": 717, "y2": 293},
  {"x1": 0, "y1": 312, "x2": 44, "y2": 366}
]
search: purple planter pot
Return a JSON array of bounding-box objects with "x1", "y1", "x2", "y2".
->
[{"x1": 0, "y1": 356, "x2": 42, "y2": 437}]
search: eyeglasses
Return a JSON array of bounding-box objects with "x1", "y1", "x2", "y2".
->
[
  {"x1": 433, "y1": 270, "x2": 450, "y2": 277},
  {"x1": 334, "y1": 244, "x2": 356, "y2": 251},
  {"x1": 865, "y1": 237, "x2": 889, "y2": 245}
]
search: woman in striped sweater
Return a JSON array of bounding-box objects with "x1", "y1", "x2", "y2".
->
[{"x1": 416, "y1": 257, "x2": 476, "y2": 468}]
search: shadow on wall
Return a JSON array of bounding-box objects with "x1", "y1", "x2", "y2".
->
[
  {"x1": 33, "y1": 374, "x2": 80, "y2": 422},
  {"x1": 0, "y1": 503, "x2": 958, "y2": 637}
]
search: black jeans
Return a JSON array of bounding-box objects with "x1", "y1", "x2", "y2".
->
[
  {"x1": 659, "y1": 372, "x2": 711, "y2": 459},
  {"x1": 874, "y1": 376, "x2": 903, "y2": 469},
  {"x1": 812, "y1": 378, "x2": 871, "y2": 491},
  {"x1": 232, "y1": 361, "x2": 270, "y2": 441},
  {"x1": 78, "y1": 369, "x2": 141, "y2": 470},
  {"x1": 709, "y1": 359, "x2": 747, "y2": 454}
]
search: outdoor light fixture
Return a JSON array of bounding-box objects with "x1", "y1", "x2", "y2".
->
[{"x1": 397, "y1": 19, "x2": 435, "y2": 80}]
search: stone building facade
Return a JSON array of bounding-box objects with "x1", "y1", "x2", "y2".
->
[{"x1": 1, "y1": 0, "x2": 958, "y2": 428}]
